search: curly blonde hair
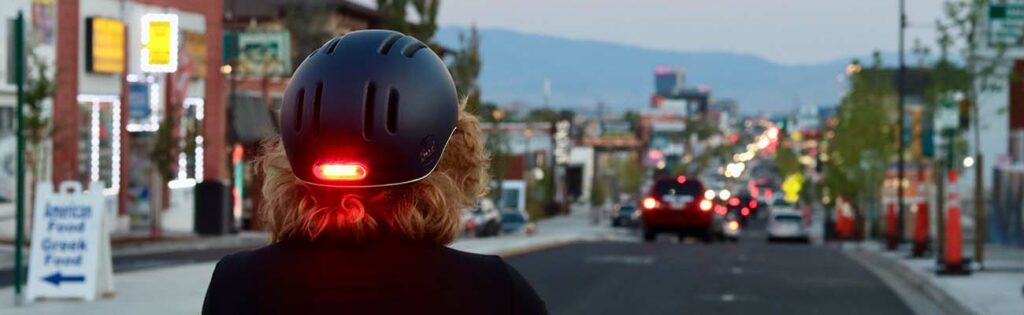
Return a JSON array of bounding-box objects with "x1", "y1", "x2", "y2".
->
[{"x1": 257, "y1": 109, "x2": 489, "y2": 244}]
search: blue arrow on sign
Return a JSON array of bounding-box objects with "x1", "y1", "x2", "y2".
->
[{"x1": 43, "y1": 272, "x2": 85, "y2": 286}]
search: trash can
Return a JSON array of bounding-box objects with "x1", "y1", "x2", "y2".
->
[{"x1": 194, "y1": 180, "x2": 234, "y2": 235}]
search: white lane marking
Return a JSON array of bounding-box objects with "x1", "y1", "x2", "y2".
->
[
  {"x1": 696, "y1": 293, "x2": 759, "y2": 303},
  {"x1": 584, "y1": 255, "x2": 656, "y2": 265},
  {"x1": 721, "y1": 294, "x2": 736, "y2": 302}
]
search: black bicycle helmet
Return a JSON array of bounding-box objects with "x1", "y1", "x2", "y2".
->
[{"x1": 279, "y1": 30, "x2": 458, "y2": 187}]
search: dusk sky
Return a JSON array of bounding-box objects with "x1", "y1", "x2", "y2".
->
[{"x1": 354, "y1": 0, "x2": 947, "y2": 65}]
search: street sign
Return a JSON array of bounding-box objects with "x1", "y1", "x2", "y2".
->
[
  {"x1": 25, "y1": 181, "x2": 114, "y2": 301},
  {"x1": 989, "y1": 1, "x2": 1024, "y2": 46},
  {"x1": 782, "y1": 173, "x2": 804, "y2": 203}
]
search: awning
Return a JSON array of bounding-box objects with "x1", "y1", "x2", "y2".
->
[{"x1": 229, "y1": 97, "x2": 278, "y2": 145}]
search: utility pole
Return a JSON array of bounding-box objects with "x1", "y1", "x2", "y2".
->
[
  {"x1": 966, "y1": 1, "x2": 985, "y2": 270},
  {"x1": 897, "y1": 0, "x2": 907, "y2": 243},
  {"x1": 13, "y1": 11, "x2": 26, "y2": 304}
]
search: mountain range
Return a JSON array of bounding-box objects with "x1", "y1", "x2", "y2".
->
[{"x1": 434, "y1": 26, "x2": 894, "y2": 115}]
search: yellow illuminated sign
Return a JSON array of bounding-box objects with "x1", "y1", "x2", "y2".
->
[
  {"x1": 86, "y1": 17, "x2": 125, "y2": 73},
  {"x1": 782, "y1": 173, "x2": 804, "y2": 203},
  {"x1": 148, "y1": 21, "x2": 171, "y2": 65},
  {"x1": 141, "y1": 14, "x2": 178, "y2": 73}
]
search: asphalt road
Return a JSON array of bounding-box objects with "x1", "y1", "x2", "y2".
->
[{"x1": 506, "y1": 221, "x2": 914, "y2": 315}]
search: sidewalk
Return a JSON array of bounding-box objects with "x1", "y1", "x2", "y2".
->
[
  {"x1": 842, "y1": 241, "x2": 1024, "y2": 315},
  {"x1": 0, "y1": 208, "x2": 625, "y2": 314},
  {"x1": 0, "y1": 231, "x2": 271, "y2": 271}
]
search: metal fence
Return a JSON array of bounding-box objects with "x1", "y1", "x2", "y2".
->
[{"x1": 991, "y1": 167, "x2": 1024, "y2": 247}]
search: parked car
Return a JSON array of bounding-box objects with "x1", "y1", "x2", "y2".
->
[
  {"x1": 500, "y1": 210, "x2": 535, "y2": 235},
  {"x1": 462, "y1": 199, "x2": 502, "y2": 237},
  {"x1": 766, "y1": 210, "x2": 809, "y2": 243},
  {"x1": 640, "y1": 176, "x2": 714, "y2": 243},
  {"x1": 610, "y1": 204, "x2": 640, "y2": 227}
]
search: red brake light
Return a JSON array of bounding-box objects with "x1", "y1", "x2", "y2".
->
[
  {"x1": 749, "y1": 200, "x2": 758, "y2": 208},
  {"x1": 313, "y1": 162, "x2": 368, "y2": 181},
  {"x1": 728, "y1": 197, "x2": 740, "y2": 206},
  {"x1": 715, "y1": 205, "x2": 727, "y2": 215},
  {"x1": 741, "y1": 207, "x2": 750, "y2": 216},
  {"x1": 676, "y1": 176, "x2": 687, "y2": 184},
  {"x1": 642, "y1": 197, "x2": 658, "y2": 210}
]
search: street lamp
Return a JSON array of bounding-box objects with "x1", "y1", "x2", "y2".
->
[
  {"x1": 962, "y1": 156, "x2": 975, "y2": 168},
  {"x1": 491, "y1": 109, "x2": 506, "y2": 122}
]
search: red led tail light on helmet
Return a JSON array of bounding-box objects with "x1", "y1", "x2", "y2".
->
[{"x1": 313, "y1": 162, "x2": 368, "y2": 181}]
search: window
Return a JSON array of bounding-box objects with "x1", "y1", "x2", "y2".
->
[
  {"x1": 653, "y1": 179, "x2": 702, "y2": 196},
  {"x1": 77, "y1": 96, "x2": 120, "y2": 194}
]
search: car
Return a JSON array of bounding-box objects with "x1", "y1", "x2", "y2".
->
[
  {"x1": 640, "y1": 176, "x2": 715, "y2": 242},
  {"x1": 767, "y1": 210, "x2": 810, "y2": 243},
  {"x1": 771, "y1": 198, "x2": 797, "y2": 211},
  {"x1": 499, "y1": 210, "x2": 535, "y2": 235},
  {"x1": 721, "y1": 213, "x2": 742, "y2": 242},
  {"x1": 610, "y1": 204, "x2": 640, "y2": 227},
  {"x1": 459, "y1": 208, "x2": 477, "y2": 237},
  {"x1": 461, "y1": 199, "x2": 502, "y2": 237},
  {"x1": 723, "y1": 194, "x2": 754, "y2": 225}
]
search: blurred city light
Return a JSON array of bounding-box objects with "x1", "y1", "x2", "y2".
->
[
  {"x1": 718, "y1": 189, "x2": 731, "y2": 201},
  {"x1": 963, "y1": 156, "x2": 975, "y2": 168},
  {"x1": 704, "y1": 189, "x2": 716, "y2": 200}
]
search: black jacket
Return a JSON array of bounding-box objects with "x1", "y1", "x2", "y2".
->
[{"x1": 202, "y1": 236, "x2": 547, "y2": 314}]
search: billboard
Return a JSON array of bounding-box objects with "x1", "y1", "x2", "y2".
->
[{"x1": 237, "y1": 31, "x2": 291, "y2": 77}]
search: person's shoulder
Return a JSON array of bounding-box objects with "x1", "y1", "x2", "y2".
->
[
  {"x1": 438, "y1": 247, "x2": 548, "y2": 314},
  {"x1": 213, "y1": 240, "x2": 299, "y2": 271},
  {"x1": 438, "y1": 246, "x2": 507, "y2": 268}
]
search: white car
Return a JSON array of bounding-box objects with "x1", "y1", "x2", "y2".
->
[{"x1": 766, "y1": 210, "x2": 809, "y2": 243}]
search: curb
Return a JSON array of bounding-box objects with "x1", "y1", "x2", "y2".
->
[
  {"x1": 842, "y1": 246, "x2": 979, "y2": 315},
  {"x1": 0, "y1": 234, "x2": 268, "y2": 271},
  {"x1": 495, "y1": 239, "x2": 579, "y2": 258}
]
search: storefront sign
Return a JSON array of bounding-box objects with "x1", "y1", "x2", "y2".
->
[
  {"x1": 31, "y1": 0, "x2": 55, "y2": 45},
  {"x1": 237, "y1": 31, "x2": 291, "y2": 77},
  {"x1": 128, "y1": 82, "x2": 151, "y2": 120},
  {"x1": 990, "y1": 1, "x2": 1024, "y2": 46},
  {"x1": 85, "y1": 17, "x2": 125, "y2": 74},
  {"x1": 25, "y1": 181, "x2": 114, "y2": 301},
  {"x1": 140, "y1": 13, "x2": 178, "y2": 73},
  {"x1": 184, "y1": 31, "x2": 207, "y2": 78}
]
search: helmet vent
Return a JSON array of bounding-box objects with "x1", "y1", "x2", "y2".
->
[
  {"x1": 312, "y1": 82, "x2": 324, "y2": 134},
  {"x1": 386, "y1": 88, "x2": 399, "y2": 134},
  {"x1": 378, "y1": 34, "x2": 403, "y2": 55},
  {"x1": 402, "y1": 42, "x2": 427, "y2": 58},
  {"x1": 326, "y1": 38, "x2": 341, "y2": 54},
  {"x1": 293, "y1": 88, "x2": 305, "y2": 132},
  {"x1": 363, "y1": 82, "x2": 377, "y2": 140}
]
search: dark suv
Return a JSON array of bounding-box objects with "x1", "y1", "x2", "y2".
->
[{"x1": 640, "y1": 176, "x2": 714, "y2": 242}]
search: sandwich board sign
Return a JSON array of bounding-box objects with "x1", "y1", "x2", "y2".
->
[{"x1": 25, "y1": 181, "x2": 115, "y2": 301}]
